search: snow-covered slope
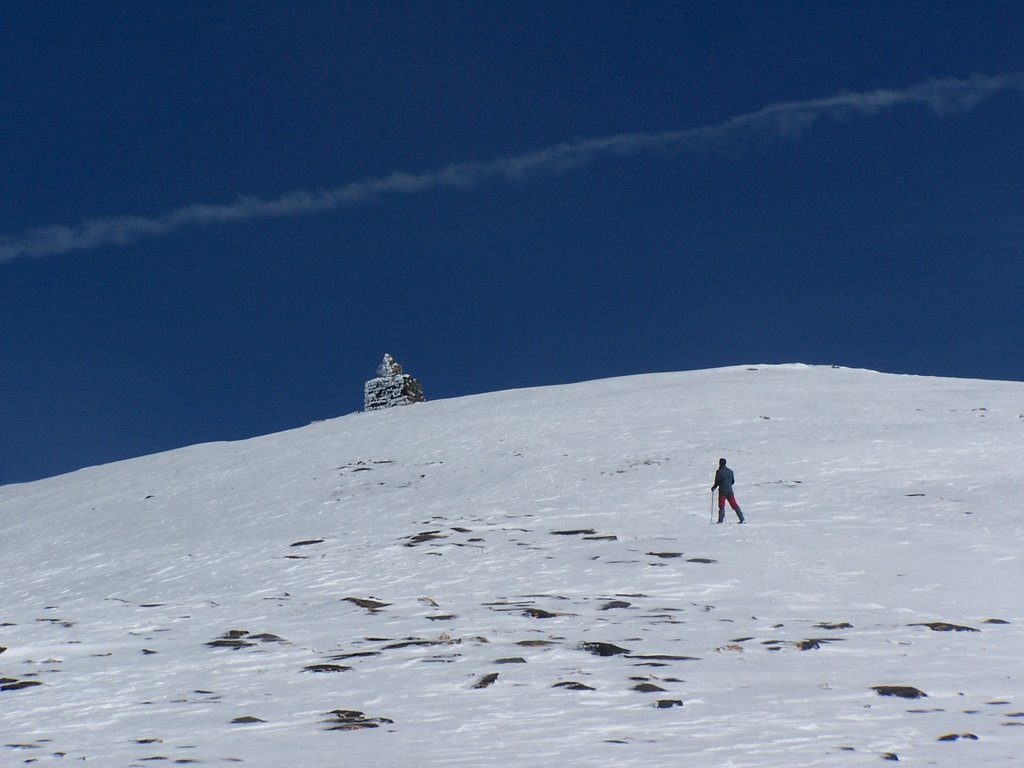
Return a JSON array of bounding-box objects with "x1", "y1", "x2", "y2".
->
[{"x1": 2, "y1": 365, "x2": 1022, "y2": 767}]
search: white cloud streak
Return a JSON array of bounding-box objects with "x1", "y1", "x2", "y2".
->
[{"x1": 2, "y1": 73, "x2": 1022, "y2": 264}]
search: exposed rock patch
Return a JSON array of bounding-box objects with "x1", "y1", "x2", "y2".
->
[
  {"x1": 873, "y1": 686, "x2": 927, "y2": 699},
  {"x1": 794, "y1": 638, "x2": 845, "y2": 651},
  {"x1": 406, "y1": 531, "x2": 447, "y2": 546},
  {"x1": 343, "y1": 597, "x2": 391, "y2": 613},
  {"x1": 632, "y1": 682, "x2": 667, "y2": 693},
  {"x1": 578, "y1": 641, "x2": 631, "y2": 657},
  {"x1": 322, "y1": 709, "x2": 394, "y2": 731},
  {"x1": 553, "y1": 681, "x2": 595, "y2": 691},
  {"x1": 0, "y1": 678, "x2": 43, "y2": 691},
  {"x1": 206, "y1": 630, "x2": 287, "y2": 650},
  {"x1": 472, "y1": 673, "x2": 499, "y2": 689},
  {"x1": 910, "y1": 621, "x2": 980, "y2": 632},
  {"x1": 304, "y1": 664, "x2": 351, "y2": 673}
]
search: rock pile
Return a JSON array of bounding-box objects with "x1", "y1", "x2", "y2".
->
[{"x1": 363, "y1": 354, "x2": 425, "y2": 411}]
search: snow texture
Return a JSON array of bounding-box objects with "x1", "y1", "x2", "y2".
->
[{"x1": 2, "y1": 364, "x2": 1023, "y2": 767}]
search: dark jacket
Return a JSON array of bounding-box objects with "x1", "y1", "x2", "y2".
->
[{"x1": 713, "y1": 466, "x2": 735, "y2": 496}]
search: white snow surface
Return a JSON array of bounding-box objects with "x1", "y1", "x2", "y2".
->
[{"x1": 2, "y1": 364, "x2": 1023, "y2": 767}]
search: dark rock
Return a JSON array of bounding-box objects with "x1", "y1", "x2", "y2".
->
[
  {"x1": 517, "y1": 640, "x2": 557, "y2": 647},
  {"x1": 551, "y1": 529, "x2": 596, "y2": 536},
  {"x1": 984, "y1": 618, "x2": 1010, "y2": 624},
  {"x1": 873, "y1": 686, "x2": 927, "y2": 699},
  {"x1": 523, "y1": 608, "x2": 558, "y2": 619},
  {"x1": 646, "y1": 552, "x2": 683, "y2": 558},
  {"x1": 323, "y1": 709, "x2": 394, "y2": 730},
  {"x1": 0, "y1": 680, "x2": 43, "y2": 691},
  {"x1": 290, "y1": 539, "x2": 324, "y2": 547},
  {"x1": 384, "y1": 639, "x2": 450, "y2": 650},
  {"x1": 600, "y1": 601, "x2": 632, "y2": 610},
  {"x1": 815, "y1": 622, "x2": 853, "y2": 630},
  {"x1": 633, "y1": 683, "x2": 667, "y2": 693},
  {"x1": 656, "y1": 699, "x2": 684, "y2": 709},
  {"x1": 206, "y1": 629, "x2": 284, "y2": 648},
  {"x1": 579, "y1": 641, "x2": 631, "y2": 657},
  {"x1": 343, "y1": 597, "x2": 391, "y2": 612},
  {"x1": 329, "y1": 651, "x2": 382, "y2": 661},
  {"x1": 304, "y1": 664, "x2": 351, "y2": 673},
  {"x1": 795, "y1": 638, "x2": 845, "y2": 651},
  {"x1": 627, "y1": 654, "x2": 700, "y2": 662},
  {"x1": 909, "y1": 622, "x2": 979, "y2": 633},
  {"x1": 687, "y1": 557, "x2": 717, "y2": 563},
  {"x1": 882, "y1": 752, "x2": 899, "y2": 761},
  {"x1": 231, "y1": 716, "x2": 266, "y2": 724},
  {"x1": 473, "y1": 673, "x2": 499, "y2": 689},
  {"x1": 553, "y1": 681, "x2": 595, "y2": 691},
  {"x1": 249, "y1": 633, "x2": 287, "y2": 644},
  {"x1": 406, "y1": 531, "x2": 447, "y2": 545},
  {"x1": 206, "y1": 639, "x2": 254, "y2": 650},
  {"x1": 583, "y1": 535, "x2": 618, "y2": 541},
  {"x1": 494, "y1": 657, "x2": 527, "y2": 664}
]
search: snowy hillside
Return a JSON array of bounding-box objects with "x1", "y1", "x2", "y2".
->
[{"x1": 2, "y1": 364, "x2": 1022, "y2": 767}]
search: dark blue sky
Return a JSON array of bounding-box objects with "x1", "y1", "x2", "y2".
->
[{"x1": 2, "y1": 2, "x2": 1023, "y2": 484}]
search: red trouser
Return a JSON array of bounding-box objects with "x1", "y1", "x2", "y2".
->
[{"x1": 718, "y1": 493, "x2": 740, "y2": 510}]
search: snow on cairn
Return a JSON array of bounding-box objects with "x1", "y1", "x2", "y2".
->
[{"x1": 363, "y1": 353, "x2": 425, "y2": 411}]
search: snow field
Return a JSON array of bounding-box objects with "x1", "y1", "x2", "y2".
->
[{"x1": 2, "y1": 365, "x2": 1022, "y2": 766}]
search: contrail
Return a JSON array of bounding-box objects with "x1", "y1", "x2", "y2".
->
[{"x1": 2, "y1": 73, "x2": 1021, "y2": 264}]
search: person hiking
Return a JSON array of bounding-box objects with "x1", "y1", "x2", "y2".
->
[{"x1": 712, "y1": 458, "x2": 745, "y2": 523}]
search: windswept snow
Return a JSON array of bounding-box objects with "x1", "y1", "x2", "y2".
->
[{"x1": 2, "y1": 365, "x2": 1022, "y2": 766}]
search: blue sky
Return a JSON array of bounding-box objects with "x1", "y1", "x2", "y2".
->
[{"x1": 2, "y1": 1, "x2": 1023, "y2": 484}]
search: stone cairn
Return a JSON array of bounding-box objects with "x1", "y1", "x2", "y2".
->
[{"x1": 363, "y1": 354, "x2": 426, "y2": 411}]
